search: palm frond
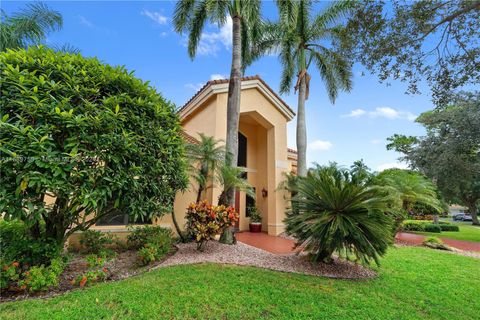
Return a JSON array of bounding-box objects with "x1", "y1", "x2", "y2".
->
[{"x1": 173, "y1": 0, "x2": 196, "y2": 33}]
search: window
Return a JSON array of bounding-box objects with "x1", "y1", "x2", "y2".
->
[{"x1": 96, "y1": 211, "x2": 152, "y2": 226}]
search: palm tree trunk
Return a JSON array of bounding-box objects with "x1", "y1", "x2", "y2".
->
[
  {"x1": 296, "y1": 74, "x2": 307, "y2": 177},
  {"x1": 225, "y1": 14, "x2": 242, "y2": 206},
  {"x1": 221, "y1": 15, "x2": 242, "y2": 245}
]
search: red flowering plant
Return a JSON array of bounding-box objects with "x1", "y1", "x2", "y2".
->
[{"x1": 185, "y1": 201, "x2": 239, "y2": 251}]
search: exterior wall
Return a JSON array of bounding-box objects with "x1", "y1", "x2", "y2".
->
[{"x1": 66, "y1": 80, "x2": 293, "y2": 241}]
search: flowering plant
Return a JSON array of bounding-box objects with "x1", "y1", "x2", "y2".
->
[{"x1": 186, "y1": 201, "x2": 239, "y2": 251}]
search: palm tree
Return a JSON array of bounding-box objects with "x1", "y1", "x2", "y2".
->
[
  {"x1": 374, "y1": 169, "x2": 443, "y2": 213},
  {"x1": 255, "y1": 0, "x2": 353, "y2": 176},
  {"x1": 173, "y1": 0, "x2": 261, "y2": 205},
  {"x1": 285, "y1": 164, "x2": 394, "y2": 266},
  {"x1": 0, "y1": 2, "x2": 62, "y2": 51},
  {"x1": 185, "y1": 134, "x2": 225, "y2": 203},
  {"x1": 217, "y1": 162, "x2": 255, "y2": 206}
]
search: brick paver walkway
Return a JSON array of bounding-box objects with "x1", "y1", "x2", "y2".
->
[
  {"x1": 236, "y1": 232, "x2": 297, "y2": 254},
  {"x1": 237, "y1": 231, "x2": 480, "y2": 254},
  {"x1": 396, "y1": 232, "x2": 480, "y2": 252}
]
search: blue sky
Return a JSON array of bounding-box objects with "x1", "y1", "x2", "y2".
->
[{"x1": 4, "y1": 1, "x2": 435, "y2": 171}]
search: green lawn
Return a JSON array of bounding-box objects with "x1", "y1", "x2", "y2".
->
[
  {"x1": 1, "y1": 247, "x2": 479, "y2": 320},
  {"x1": 415, "y1": 222, "x2": 480, "y2": 242}
]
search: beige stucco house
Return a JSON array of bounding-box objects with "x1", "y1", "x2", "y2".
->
[
  {"x1": 158, "y1": 76, "x2": 296, "y2": 236},
  {"x1": 69, "y1": 76, "x2": 296, "y2": 246}
]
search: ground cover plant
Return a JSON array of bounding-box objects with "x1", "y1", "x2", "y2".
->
[{"x1": 0, "y1": 247, "x2": 478, "y2": 320}]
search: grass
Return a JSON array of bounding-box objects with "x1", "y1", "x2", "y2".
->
[
  {"x1": 414, "y1": 221, "x2": 480, "y2": 242},
  {"x1": 1, "y1": 247, "x2": 479, "y2": 320}
]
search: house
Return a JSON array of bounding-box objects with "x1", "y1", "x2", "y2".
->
[{"x1": 68, "y1": 76, "x2": 296, "y2": 246}]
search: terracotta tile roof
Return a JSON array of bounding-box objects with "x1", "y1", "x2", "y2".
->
[
  {"x1": 180, "y1": 130, "x2": 199, "y2": 145},
  {"x1": 178, "y1": 75, "x2": 295, "y2": 116}
]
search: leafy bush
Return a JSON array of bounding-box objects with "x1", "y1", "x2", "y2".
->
[
  {"x1": 72, "y1": 269, "x2": 109, "y2": 288},
  {"x1": 402, "y1": 221, "x2": 426, "y2": 232},
  {"x1": 424, "y1": 224, "x2": 442, "y2": 233},
  {"x1": 0, "y1": 219, "x2": 61, "y2": 265},
  {"x1": 18, "y1": 257, "x2": 65, "y2": 292},
  {"x1": 127, "y1": 226, "x2": 173, "y2": 250},
  {"x1": 285, "y1": 165, "x2": 394, "y2": 266},
  {"x1": 0, "y1": 46, "x2": 187, "y2": 247},
  {"x1": 186, "y1": 201, "x2": 239, "y2": 251},
  {"x1": 79, "y1": 230, "x2": 114, "y2": 254},
  {"x1": 138, "y1": 245, "x2": 159, "y2": 266},
  {"x1": 0, "y1": 261, "x2": 22, "y2": 289},
  {"x1": 440, "y1": 225, "x2": 460, "y2": 232}
]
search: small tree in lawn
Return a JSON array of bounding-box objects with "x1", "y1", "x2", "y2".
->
[{"x1": 0, "y1": 46, "x2": 187, "y2": 246}]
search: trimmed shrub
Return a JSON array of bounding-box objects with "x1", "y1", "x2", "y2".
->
[
  {"x1": 127, "y1": 226, "x2": 174, "y2": 265},
  {"x1": 0, "y1": 46, "x2": 187, "y2": 247},
  {"x1": 424, "y1": 224, "x2": 442, "y2": 233},
  {"x1": 79, "y1": 230, "x2": 114, "y2": 254},
  {"x1": 127, "y1": 226, "x2": 173, "y2": 249},
  {"x1": 423, "y1": 236, "x2": 442, "y2": 245},
  {"x1": 402, "y1": 221, "x2": 425, "y2": 232},
  {"x1": 186, "y1": 201, "x2": 239, "y2": 251},
  {"x1": 440, "y1": 225, "x2": 460, "y2": 232}
]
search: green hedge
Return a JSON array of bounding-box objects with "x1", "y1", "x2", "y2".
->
[
  {"x1": 402, "y1": 220, "x2": 459, "y2": 233},
  {"x1": 440, "y1": 225, "x2": 460, "y2": 232}
]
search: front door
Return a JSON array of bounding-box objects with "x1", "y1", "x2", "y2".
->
[{"x1": 234, "y1": 132, "x2": 247, "y2": 229}]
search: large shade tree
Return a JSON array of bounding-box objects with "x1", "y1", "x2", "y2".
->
[
  {"x1": 173, "y1": 0, "x2": 261, "y2": 205},
  {"x1": 340, "y1": 0, "x2": 480, "y2": 106},
  {"x1": 0, "y1": 47, "x2": 187, "y2": 244},
  {"x1": 255, "y1": 0, "x2": 353, "y2": 176},
  {"x1": 387, "y1": 92, "x2": 480, "y2": 225},
  {"x1": 0, "y1": 2, "x2": 62, "y2": 52}
]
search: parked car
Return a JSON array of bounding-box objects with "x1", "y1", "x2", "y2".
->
[{"x1": 453, "y1": 213, "x2": 473, "y2": 221}]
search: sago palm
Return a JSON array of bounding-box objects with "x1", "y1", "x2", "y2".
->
[
  {"x1": 285, "y1": 164, "x2": 394, "y2": 266},
  {"x1": 174, "y1": 0, "x2": 261, "y2": 205},
  {"x1": 0, "y1": 2, "x2": 62, "y2": 51},
  {"x1": 185, "y1": 133, "x2": 225, "y2": 203},
  {"x1": 256, "y1": 0, "x2": 353, "y2": 176}
]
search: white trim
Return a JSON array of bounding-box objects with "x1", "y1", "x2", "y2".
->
[{"x1": 179, "y1": 80, "x2": 295, "y2": 121}]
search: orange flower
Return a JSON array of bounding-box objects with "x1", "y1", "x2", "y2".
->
[
  {"x1": 2, "y1": 265, "x2": 9, "y2": 271},
  {"x1": 79, "y1": 276, "x2": 87, "y2": 287},
  {"x1": 12, "y1": 262, "x2": 19, "y2": 268},
  {"x1": 102, "y1": 267, "x2": 108, "y2": 273},
  {"x1": 20, "y1": 284, "x2": 27, "y2": 290}
]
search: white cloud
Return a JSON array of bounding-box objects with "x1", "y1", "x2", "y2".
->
[
  {"x1": 342, "y1": 108, "x2": 366, "y2": 118},
  {"x1": 195, "y1": 17, "x2": 232, "y2": 56},
  {"x1": 370, "y1": 139, "x2": 383, "y2": 145},
  {"x1": 159, "y1": 32, "x2": 168, "y2": 38},
  {"x1": 376, "y1": 162, "x2": 409, "y2": 172},
  {"x1": 185, "y1": 83, "x2": 204, "y2": 91},
  {"x1": 342, "y1": 107, "x2": 416, "y2": 121},
  {"x1": 210, "y1": 74, "x2": 227, "y2": 80},
  {"x1": 79, "y1": 16, "x2": 94, "y2": 28},
  {"x1": 370, "y1": 107, "x2": 417, "y2": 121},
  {"x1": 141, "y1": 9, "x2": 168, "y2": 25},
  {"x1": 308, "y1": 140, "x2": 333, "y2": 151}
]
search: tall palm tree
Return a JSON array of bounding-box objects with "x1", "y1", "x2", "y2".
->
[
  {"x1": 0, "y1": 2, "x2": 62, "y2": 52},
  {"x1": 255, "y1": 0, "x2": 353, "y2": 176},
  {"x1": 173, "y1": 0, "x2": 261, "y2": 205},
  {"x1": 185, "y1": 134, "x2": 225, "y2": 203}
]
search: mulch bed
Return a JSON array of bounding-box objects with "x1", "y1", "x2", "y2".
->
[{"x1": 0, "y1": 248, "x2": 176, "y2": 303}]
